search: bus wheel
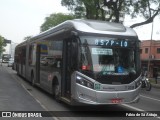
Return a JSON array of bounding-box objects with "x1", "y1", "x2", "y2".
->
[
  {"x1": 31, "y1": 72, "x2": 35, "y2": 86},
  {"x1": 54, "y1": 84, "x2": 60, "y2": 102}
]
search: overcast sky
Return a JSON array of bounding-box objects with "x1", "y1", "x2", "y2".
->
[
  {"x1": 0, "y1": 0, "x2": 69, "y2": 44},
  {"x1": 124, "y1": 16, "x2": 160, "y2": 40},
  {"x1": 0, "y1": 0, "x2": 160, "y2": 48}
]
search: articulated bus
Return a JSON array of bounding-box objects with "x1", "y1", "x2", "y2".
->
[{"x1": 14, "y1": 19, "x2": 141, "y2": 105}]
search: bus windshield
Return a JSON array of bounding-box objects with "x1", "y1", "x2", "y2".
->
[
  {"x1": 79, "y1": 36, "x2": 141, "y2": 84},
  {"x1": 81, "y1": 46, "x2": 136, "y2": 74}
]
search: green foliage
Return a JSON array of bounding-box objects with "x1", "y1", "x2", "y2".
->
[
  {"x1": 24, "y1": 36, "x2": 32, "y2": 41},
  {"x1": 40, "y1": 13, "x2": 76, "y2": 32},
  {"x1": 126, "y1": 0, "x2": 160, "y2": 19},
  {"x1": 61, "y1": 0, "x2": 125, "y2": 21},
  {"x1": 61, "y1": 0, "x2": 105, "y2": 20},
  {"x1": 61, "y1": 0, "x2": 160, "y2": 27},
  {"x1": 0, "y1": 35, "x2": 6, "y2": 56},
  {"x1": 128, "y1": 0, "x2": 160, "y2": 28}
]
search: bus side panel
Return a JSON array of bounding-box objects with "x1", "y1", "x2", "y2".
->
[
  {"x1": 25, "y1": 43, "x2": 37, "y2": 83},
  {"x1": 39, "y1": 39, "x2": 63, "y2": 93},
  {"x1": 18, "y1": 64, "x2": 21, "y2": 75},
  {"x1": 25, "y1": 42, "x2": 29, "y2": 81},
  {"x1": 25, "y1": 66, "x2": 31, "y2": 82},
  {"x1": 22, "y1": 65, "x2": 26, "y2": 78}
]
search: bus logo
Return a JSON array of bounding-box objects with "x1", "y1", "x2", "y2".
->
[
  {"x1": 2, "y1": 112, "x2": 11, "y2": 117},
  {"x1": 95, "y1": 84, "x2": 100, "y2": 90}
]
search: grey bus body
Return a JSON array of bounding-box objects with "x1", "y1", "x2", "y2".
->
[{"x1": 14, "y1": 19, "x2": 141, "y2": 105}]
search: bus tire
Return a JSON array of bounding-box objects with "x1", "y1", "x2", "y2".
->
[
  {"x1": 53, "y1": 78, "x2": 60, "y2": 102},
  {"x1": 54, "y1": 84, "x2": 60, "y2": 102}
]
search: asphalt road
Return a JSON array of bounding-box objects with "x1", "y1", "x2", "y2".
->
[
  {"x1": 0, "y1": 64, "x2": 54, "y2": 120},
  {"x1": 1, "y1": 63, "x2": 160, "y2": 120}
]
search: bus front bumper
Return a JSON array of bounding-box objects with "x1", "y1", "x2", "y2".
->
[{"x1": 73, "y1": 84, "x2": 141, "y2": 105}]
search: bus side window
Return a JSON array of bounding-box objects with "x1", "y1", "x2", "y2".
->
[
  {"x1": 49, "y1": 39, "x2": 63, "y2": 68},
  {"x1": 56, "y1": 61, "x2": 60, "y2": 68},
  {"x1": 56, "y1": 59, "x2": 61, "y2": 68}
]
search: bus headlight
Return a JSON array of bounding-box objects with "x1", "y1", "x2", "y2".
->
[{"x1": 76, "y1": 76, "x2": 94, "y2": 89}]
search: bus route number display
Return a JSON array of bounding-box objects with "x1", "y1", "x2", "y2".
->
[
  {"x1": 95, "y1": 39, "x2": 128, "y2": 47},
  {"x1": 92, "y1": 48, "x2": 113, "y2": 55}
]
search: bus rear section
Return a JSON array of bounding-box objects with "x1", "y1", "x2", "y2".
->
[{"x1": 70, "y1": 36, "x2": 141, "y2": 105}]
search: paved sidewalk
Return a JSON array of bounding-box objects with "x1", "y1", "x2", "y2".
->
[{"x1": 150, "y1": 78, "x2": 160, "y2": 89}]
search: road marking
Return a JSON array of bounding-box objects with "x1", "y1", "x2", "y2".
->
[
  {"x1": 21, "y1": 84, "x2": 60, "y2": 120},
  {"x1": 21, "y1": 84, "x2": 48, "y2": 110},
  {"x1": 140, "y1": 95, "x2": 160, "y2": 102},
  {"x1": 122, "y1": 104, "x2": 144, "y2": 111}
]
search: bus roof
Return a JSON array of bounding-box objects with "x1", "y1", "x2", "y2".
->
[
  {"x1": 31, "y1": 19, "x2": 137, "y2": 41},
  {"x1": 16, "y1": 19, "x2": 138, "y2": 47}
]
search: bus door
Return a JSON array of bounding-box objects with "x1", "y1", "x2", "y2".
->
[
  {"x1": 36, "y1": 44, "x2": 41, "y2": 84},
  {"x1": 62, "y1": 39, "x2": 72, "y2": 99},
  {"x1": 62, "y1": 38, "x2": 78, "y2": 99}
]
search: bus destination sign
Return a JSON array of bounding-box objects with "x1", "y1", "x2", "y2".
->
[{"x1": 95, "y1": 39, "x2": 128, "y2": 47}]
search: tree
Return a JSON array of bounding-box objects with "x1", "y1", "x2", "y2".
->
[
  {"x1": 40, "y1": 13, "x2": 76, "y2": 32},
  {"x1": 24, "y1": 36, "x2": 32, "y2": 41},
  {"x1": 61, "y1": 0, "x2": 160, "y2": 28},
  {"x1": 128, "y1": 0, "x2": 160, "y2": 28},
  {"x1": 0, "y1": 35, "x2": 6, "y2": 56},
  {"x1": 61, "y1": 0, "x2": 106, "y2": 20}
]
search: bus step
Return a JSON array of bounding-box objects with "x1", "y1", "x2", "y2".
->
[{"x1": 61, "y1": 97, "x2": 71, "y2": 103}]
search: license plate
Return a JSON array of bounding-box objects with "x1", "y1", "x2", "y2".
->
[{"x1": 111, "y1": 99, "x2": 122, "y2": 103}]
